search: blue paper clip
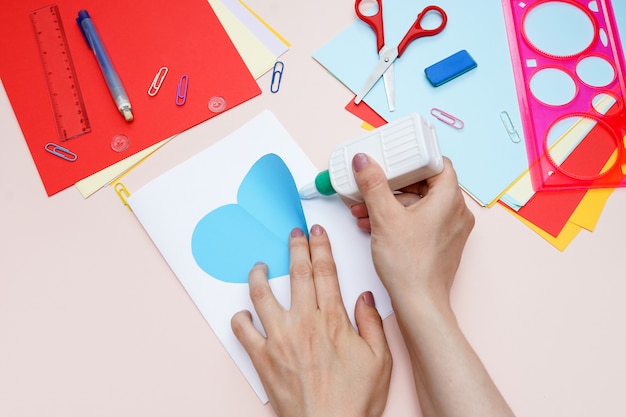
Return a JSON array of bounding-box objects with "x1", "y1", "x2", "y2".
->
[
  {"x1": 270, "y1": 61, "x2": 284, "y2": 93},
  {"x1": 45, "y1": 143, "x2": 77, "y2": 162},
  {"x1": 500, "y1": 111, "x2": 521, "y2": 143},
  {"x1": 176, "y1": 74, "x2": 189, "y2": 106}
]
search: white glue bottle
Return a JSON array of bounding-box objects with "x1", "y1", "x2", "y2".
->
[{"x1": 298, "y1": 113, "x2": 444, "y2": 201}]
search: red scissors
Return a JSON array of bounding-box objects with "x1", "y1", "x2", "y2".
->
[{"x1": 354, "y1": 1, "x2": 448, "y2": 111}]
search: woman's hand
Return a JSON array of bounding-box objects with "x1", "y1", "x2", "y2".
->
[
  {"x1": 349, "y1": 154, "x2": 513, "y2": 417},
  {"x1": 231, "y1": 225, "x2": 392, "y2": 417},
  {"x1": 349, "y1": 154, "x2": 474, "y2": 309}
]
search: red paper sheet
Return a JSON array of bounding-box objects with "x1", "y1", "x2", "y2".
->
[
  {"x1": 504, "y1": 111, "x2": 621, "y2": 237},
  {"x1": 0, "y1": 0, "x2": 261, "y2": 196}
]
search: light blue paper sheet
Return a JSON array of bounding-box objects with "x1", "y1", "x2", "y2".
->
[
  {"x1": 614, "y1": 1, "x2": 626, "y2": 42},
  {"x1": 313, "y1": 0, "x2": 528, "y2": 206}
]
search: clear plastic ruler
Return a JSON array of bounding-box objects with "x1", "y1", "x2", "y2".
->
[{"x1": 30, "y1": 5, "x2": 91, "y2": 141}]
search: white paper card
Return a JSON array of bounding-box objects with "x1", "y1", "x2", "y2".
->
[{"x1": 128, "y1": 110, "x2": 392, "y2": 402}]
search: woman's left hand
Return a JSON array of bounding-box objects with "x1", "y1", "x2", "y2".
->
[{"x1": 231, "y1": 224, "x2": 392, "y2": 417}]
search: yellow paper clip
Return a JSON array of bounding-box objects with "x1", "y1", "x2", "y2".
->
[
  {"x1": 114, "y1": 182, "x2": 132, "y2": 211},
  {"x1": 148, "y1": 66, "x2": 168, "y2": 96},
  {"x1": 176, "y1": 74, "x2": 189, "y2": 106},
  {"x1": 500, "y1": 111, "x2": 522, "y2": 143},
  {"x1": 45, "y1": 143, "x2": 77, "y2": 162},
  {"x1": 270, "y1": 61, "x2": 284, "y2": 93},
  {"x1": 430, "y1": 108, "x2": 464, "y2": 129}
]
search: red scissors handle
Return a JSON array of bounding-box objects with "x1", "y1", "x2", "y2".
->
[
  {"x1": 355, "y1": 0, "x2": 385, "y2": 52},
  {"x1": 397, "y1": 5, "x2": 448, "y2": 57}
]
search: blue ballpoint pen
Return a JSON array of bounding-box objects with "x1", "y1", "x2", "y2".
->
[{"x1": 76, "y1": 10, "x2": 133, "y2": 122}]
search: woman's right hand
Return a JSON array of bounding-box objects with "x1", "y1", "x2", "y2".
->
[{"x1": 349, "y1": 154, "x2": 474, "y2": 309}]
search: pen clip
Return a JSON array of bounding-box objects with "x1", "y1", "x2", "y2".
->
[{"x1": 76, "y1": 10, "x2": 93, "y2": 50}]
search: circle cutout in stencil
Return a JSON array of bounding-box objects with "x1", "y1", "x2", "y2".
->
[
  {"x1": 576, "y1": 55, "x2": 615, "y2": 87},
  {"x1": 545, "y1": 114, "x2": 619, "y2": 180},
  {"x1": 530, "y1": 67, "x2": 577, "y2": 106},
  {"x1": 592, "y1": 92, "x2": 621, "y2": 116},
  {"x1": 522, "y1": 1, "x2": 596, "y2": 58}
]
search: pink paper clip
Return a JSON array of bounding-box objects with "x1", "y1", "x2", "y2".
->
[{"x1": 430, "y1": 108, "x2": 464, "y2": 129}]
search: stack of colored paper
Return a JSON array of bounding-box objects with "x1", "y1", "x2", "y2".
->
[
  {"x1": 0, "y1": 0, "x2": 289, "y2": 197},
  {"x1": 312, "y1": 0, "x2": 626, "y2": 250}
]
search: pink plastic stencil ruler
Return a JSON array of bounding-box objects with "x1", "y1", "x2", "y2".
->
[{"x1": 502, "y1": 0, "x2": 626, "y2": 191}]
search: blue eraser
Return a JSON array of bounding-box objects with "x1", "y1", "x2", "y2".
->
[{"x1": 424, "y1": 50, "x2": 477, "y2": 87}]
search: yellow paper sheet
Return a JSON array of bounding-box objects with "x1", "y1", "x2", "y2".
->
[
  {"x1": 507, "y1": 187, "x2": 614, "y2": 251},
  {"x1": 567, "y1": 187, "x2": 614, "y2": 231},
  {"x1": 75, "y1": 139, "x2": 172, "y2": 197},
  {"x1": 209, "y1": 0, "x2": 279, "y2": 78},
  {"x1": 237, "y1": 0, "x2": 291, "y2": 47},
  {"x1": 508, "y1": 209, "x2": 582, "y2": 252},
  {"x1": 503, "y1": 148, "x2": 618, "y2": 250}
]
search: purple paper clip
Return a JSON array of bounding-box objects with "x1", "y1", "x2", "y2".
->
[{"x1": 176, "y1": 74, "x2": 189, "y2": 106}]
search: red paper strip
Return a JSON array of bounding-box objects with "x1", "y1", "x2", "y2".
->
[{"x1": 345, "y1": 98, "x2": 387, "y2": 128}]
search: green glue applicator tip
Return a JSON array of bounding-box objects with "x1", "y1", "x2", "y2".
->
[
  {"x1": 299, "y1": 169, "x2": 336, "y2": 199},
  {"x1": 298, "y1": 113, "x2": 444, "y2": 202}
]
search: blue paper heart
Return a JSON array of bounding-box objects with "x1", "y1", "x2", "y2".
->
[{"x1": 191, "y1": 154, "x2": 308, "y2": 283}]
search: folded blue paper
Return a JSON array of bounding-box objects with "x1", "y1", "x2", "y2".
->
[
  {"x1": 313, "y1": 0, "x2": 528, "y2": 206},
  {"x1": 192, "y1": 154, "x2": 307, "y2": 283}
]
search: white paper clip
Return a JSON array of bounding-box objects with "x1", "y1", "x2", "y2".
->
[
  {"x1": 500, "y1": 111, "x2": 522, "y2": 143},
  {"x1": 147, "y1": 66, "x2": 168, "y2": 96},
  {"x1": 430, "y1": 108, "x2": 464, "y2": 129},
  {"x1": 270, "y1": 61, "x2": 284, "y2": 93},
  {"x1": 176, "y1": 74, "x2": 189, "y2": 106},
  {"x1": 45, "y1": 143, "x2": 77, "y2": 162}
]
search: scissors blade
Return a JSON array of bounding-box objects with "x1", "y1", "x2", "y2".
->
[
  {"x1": 382, "y1": 64, "x2": 395, "y2": 112},
  {"x1": 354, "y1": 47, "x2": 398, "y2": 105}
]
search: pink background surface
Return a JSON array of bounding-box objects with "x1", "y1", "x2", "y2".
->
[{"x1": 1, "y1": 1, "x2": 626, "y2": 416}]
